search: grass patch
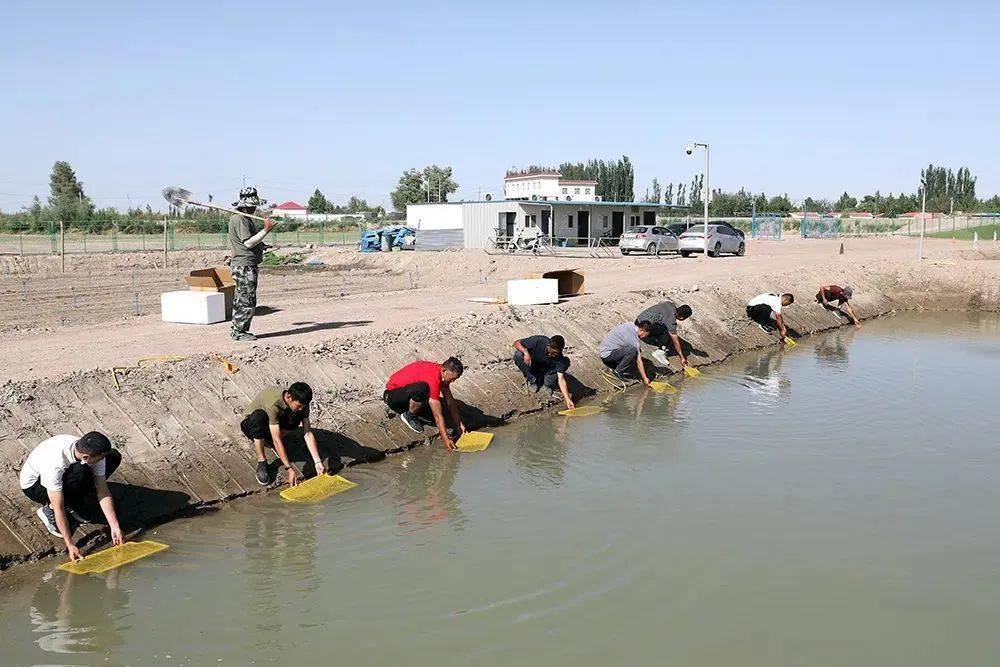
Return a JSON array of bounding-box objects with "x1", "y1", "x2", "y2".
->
[
  {"x1": 928, "y1": 223, "x2": 1000, "y2": 240},
  {"x1": 261, "y1": 251, "x2": 307, "y2": 266}
]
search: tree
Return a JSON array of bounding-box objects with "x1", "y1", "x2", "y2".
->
[
  {"x1": 346, "y1": 196, "x2": 369, "y2": 213},
  {"x1": 663, "y1": 183, "x2": 674, "y2": 205},
  {"x1": 643, "y1": 178, "x2": 662, "y2": 203},
  {"x1": 47, "y1": 160, "x2": 92, "y2": 222},
  {"x1": 834, "y1": 191, "x2": 857, "y2": 212},
  {"x1": 422, "y1": 165, "x2": 458, "y2": 203},
  {"x1": 390, "y1": 168, "x2": 427, "y2": 211},
  {"x1": 307, "y1": 188, "x2": 331, "y2": 213}
]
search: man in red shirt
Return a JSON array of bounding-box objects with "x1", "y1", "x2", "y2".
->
[
  {"x1": 384, "y1": 357, "x2": 467, "y2": 450},
  {"x1": 816, "y1": 283, "x2": 860, "y2": 328}
]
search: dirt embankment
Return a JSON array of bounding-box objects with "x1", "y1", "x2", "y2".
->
[{"x1": 1, "y1": 242, "x2": 999, "y2": 570}]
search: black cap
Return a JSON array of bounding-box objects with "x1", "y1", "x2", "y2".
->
[{"x1": 76, "y1": 431, "x2": 112, "y2": 456}]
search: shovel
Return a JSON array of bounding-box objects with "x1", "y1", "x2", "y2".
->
[{"x1": 162, "y1": 186, "x2": 273, "y2": 223}]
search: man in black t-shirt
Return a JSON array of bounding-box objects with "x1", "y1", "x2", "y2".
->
[{"x1": 512, "y1": 335, "x2": 575, "y2": 410}]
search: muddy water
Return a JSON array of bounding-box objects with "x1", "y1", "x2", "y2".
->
[{"x1": 3, "y1": 313, "x2": 1000, "y2": 666}]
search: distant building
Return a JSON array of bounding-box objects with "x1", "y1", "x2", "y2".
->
[
  {"x1": 271, "y1": 201, "x2": 308, "y2": 218},
  {"x1": 503, "y1": 170, "x2": 599, "y2": 202}
]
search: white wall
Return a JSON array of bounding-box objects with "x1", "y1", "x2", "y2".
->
[
  {"x1": 406, "y1": 203, "x2": 465, "y2": 231},
  {"x1": 504, "y1": 175, "x2": 561, "y2": 200},
  {"x1": 556, "y1": 181, "x2": 598, "y2": 201}
]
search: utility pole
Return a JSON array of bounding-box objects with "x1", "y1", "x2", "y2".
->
[{"x1": 918, "y1": 184, "x2": 926, "y2": 260}]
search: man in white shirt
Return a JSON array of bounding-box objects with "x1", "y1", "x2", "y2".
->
[
  {"x1": 20, "y1": 432, "x2": 124, "y2": 561},
  {"x1": 746, "y1": 292, "x2": 795, "y2": 339}
]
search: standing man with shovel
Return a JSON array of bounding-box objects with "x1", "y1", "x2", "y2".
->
[{"x1": 228, "y1": 187, "x2": 277, "y2": 341}]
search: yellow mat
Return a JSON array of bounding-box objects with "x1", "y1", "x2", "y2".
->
[
  {"x1": 558, "y1": 406, "x2": 605, "y2": 417},
  {"x1": 59, "y1": 540, "x2": 169, "y2": 575},
  {"x1": 649, "y1": 380, "x2": 678, "y2": 394},
  {"x1": 783, "y1": 336, "x2": 797, "y2": 347},
  {"x1": 455, "y1": 431, "x2": 494, "y2": 452},
  {"x1": 280, "y1": 474, "x2": 357, "y2": 503},
  {"x1": 684, "y1": 366, "x2": 702, "y2": 378}
]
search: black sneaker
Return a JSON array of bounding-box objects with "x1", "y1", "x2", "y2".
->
[
  {"x1": 757, "y1": 322, "x2": 775, "y2": 333},
  {"x1": 400, "y1": 412, "x2": 424, "y2": 433},
  {"x1": 255, "y1": 460, "x2": 271, "y2": 485},
  {"x1": 232, "y1": 332, "x2": 258, "y2": 342},
  {"x1": 523, "y1": 378, "x2": 540, "y2": 393},
  {"x1": 36, "y1": 506, "x2": 61, "y2": 537}
]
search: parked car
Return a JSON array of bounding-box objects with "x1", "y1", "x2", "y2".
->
[
  {"x1": 678, "y1": 224, "x2": 746, "y2": 257},
  {"x1": 666, "y1": 222, "x2": 695, "y2": 237},
  {"x1": 710, "y1": 220, "x2": 746, "y2": 239},
  {"x1": 619, "y1": 226, "x2": 679, "y2": 255}
]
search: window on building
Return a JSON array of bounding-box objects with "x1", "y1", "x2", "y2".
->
[
  {"x1": 568, "y1": 215, "x2": 574, "y2": 229},
  {"x1": 562, "y1": 187, "x2": 568, "y2": 194},
  {"x1": 574, "y1": 188, "x2": 580, "y2": 194},
  {"x1": 602, "y1": 215, "x2": 608, "y2": 228}
]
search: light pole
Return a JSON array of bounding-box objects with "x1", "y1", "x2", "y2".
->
[
  {"x1": 685, "y1": 142, "x2": 710, "y2": 257},
  {"x1": 918, "y1": 181, "x2": 926, "y2": 260}
]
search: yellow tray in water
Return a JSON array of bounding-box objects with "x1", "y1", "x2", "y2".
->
[
  {"x1": 783, "y1": 336, "x2": 797, "y2": 348},
  {"x1": 59, "y1": 540, "x2": 169, "y2": 575},
  {"x1": 684, "y1": 366, "x2": 702, "y2": 378},
  {"x1": 456, "y1": 431, "x2": 494, "y2": 452},
  {"x1": 281, "y1": 474, "x2": 358, "y2": 503},
  {"x1": 558, "y1": 406, "x2": 605, "y2": 417},
  {"x1": 649, "y1": 380, "x2": 678, "y2": 394}
]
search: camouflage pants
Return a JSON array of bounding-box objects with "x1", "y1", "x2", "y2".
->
[{"x1": 230, "y1": 265, "x2": 258, "y2": 336}]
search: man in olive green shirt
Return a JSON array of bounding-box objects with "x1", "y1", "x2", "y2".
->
[
  {"x1": 240, "y1": 382, "x2": 327, "y2": 487},
  {"x1": 228, "y1": 187, "x2": 277, "y2": 342}
]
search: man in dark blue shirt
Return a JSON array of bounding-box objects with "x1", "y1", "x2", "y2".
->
[{"x1": 512, "y1": 335, "x2": 574, "y2": 410}]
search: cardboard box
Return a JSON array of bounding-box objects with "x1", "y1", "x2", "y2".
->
[
  {"x1": 186, "y1": 267, "x2": 236, "y2": 320},
  {"x1": 522, "y1": 269, "x2": 584, "y2": 297}
]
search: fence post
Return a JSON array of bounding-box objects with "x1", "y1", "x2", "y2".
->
[
  {"x1": 19, "y1": 229, "x2": 23, "y2": 256},
  {"x1": 163, "y1": 218, "x2": 168, "y2": 269},
  {"x1": 60, "y1": 220, "x2": 65, "y2": 273}
]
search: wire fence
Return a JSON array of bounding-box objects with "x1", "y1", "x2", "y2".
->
[{"x1": 0, "y1": 219, "x2": 364, "y2": 256}]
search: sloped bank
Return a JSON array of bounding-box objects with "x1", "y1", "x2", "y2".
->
[{"x1": 2, "y1": 258, "x2": 999, "y2": 570}]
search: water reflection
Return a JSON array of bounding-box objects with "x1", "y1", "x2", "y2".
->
[
  {"x1": 741, "y1": 348, "x2": 792, "y2": 407},
  {"x1": 513, "y1": 419, "x2": 568, "y2": 489},
  {"x1": 815, "y1": 329, "x2": 850, "y2": 368},
  {"x1": 395, "y1": 450, "x2": 464, "y2": 532},
  {"x1": 29, "y1": 568, "x2": 129, "y2": 656},
  {"x1": 242, "y1": 504, "x2": 319, "y2": 641}
]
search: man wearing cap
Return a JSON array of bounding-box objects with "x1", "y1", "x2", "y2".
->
[
  {"x1": 228, "y1": 187, "x2": 277, "y2": 341},
  {"x1": 19, "y1": 432, "x2": 124, "y2": 562},
  {"x1": 817, "y1": 283, "x2": 860, "y2": 328}
]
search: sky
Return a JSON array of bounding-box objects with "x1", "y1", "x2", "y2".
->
[{"x1": 2, "y1": 0, "x2": 998, "y2": 212}]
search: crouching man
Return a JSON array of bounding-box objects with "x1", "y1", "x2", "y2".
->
[
  {"x1": 242, "y1": 382, "x2": 326, "y2": 487},
  {"x1": 513, "y1": 334, "x2": 575, "y2": 410},
  {"x1": 747, "y1": 292, "x2": 794, "y2": 340},
  {"x1": 636, "y1": 300, "x2": 693, "y2": 368},
  {"x1": 599, "y1": 320, "x2": 654, "y2": 386},
  {"x1": 20, "y1": 432, "x2": 124, "y2": 562},
  {"x1": 383, "y1": 357, "x2": 467, "y2": 450}
]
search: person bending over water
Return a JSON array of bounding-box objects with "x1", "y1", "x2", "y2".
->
[
  {"x1": 747, "y1": 292, "x2": 795, "y2": 341},
  {"x1": 384, "y1": 357, "x2": 467, "y2": 450},
  {"x1": 513, "y1": 334, "x2": 575, "y2": 411},
  {"x1": 242, "y1": 382, "x2": 327, "y2": 487},
  {"x1": 599, "y1": 320, "x2": 654, "y2": 386},
  {"x1": 817, "y1": 283, "x2": 860, "y2": 328}
]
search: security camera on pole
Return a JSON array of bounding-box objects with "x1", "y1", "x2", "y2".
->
[{"x1": 685, "y1": 142, "x2": 710, "y2": 257}]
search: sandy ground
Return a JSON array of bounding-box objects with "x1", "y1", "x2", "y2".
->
[{"x1": 0, "y1": 235, "x2": 992, "y2": 383}]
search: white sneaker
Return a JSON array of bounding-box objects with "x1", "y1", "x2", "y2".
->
[{"x1": 37, "y1": 506, "x2": 61, "y2": 537}]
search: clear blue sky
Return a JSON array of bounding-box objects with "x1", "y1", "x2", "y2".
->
[{"x1": 2, "y1": 0, "x2": 997, "y2": 212}]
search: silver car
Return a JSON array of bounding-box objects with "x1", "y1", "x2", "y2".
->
[
  {"x1": 619, "y1": 226, "x2": 679, "y2": 255},
  {"x1": 678, "y1": 224, "x2": 746, "y2": 257}
]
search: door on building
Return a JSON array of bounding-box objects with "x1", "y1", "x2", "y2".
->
[
  {"x1": 578, "y1": 211, "x2": 590, "y2": 241},
  {"x1": 612, "y1": 211, "x2": 624, "y2": 237},
  {"x1": 541, "y1": 210, "x2": 550, "y2": 234},
  {"x1": 501, "y1": 212, "x2": 516, "y2": 237},
  {"x1": 643, "y1": 211, "x2": 656, "y2": 226}
]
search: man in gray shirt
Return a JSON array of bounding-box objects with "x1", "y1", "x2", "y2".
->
[
  {"x1": 635, "y1": 300, "x2": 692, "y2": 368},
  {"x1": 599, "y1": 321, "x2": 654, "y2": 385},
  {"x1": 228, "y1": 187, "x2": 277, "y2": 341}
]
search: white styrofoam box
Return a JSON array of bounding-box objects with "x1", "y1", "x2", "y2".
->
[
  {"x1": 506, "y1": 278, "x2": 559, "y2": 306},
  {"x1": 161, "y1": 291, "x2": 226, "y2": 325}
]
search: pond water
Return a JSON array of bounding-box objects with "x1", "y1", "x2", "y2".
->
[{"x1": 3, "y1": 312, "x2": 1000, "y2": 666}]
